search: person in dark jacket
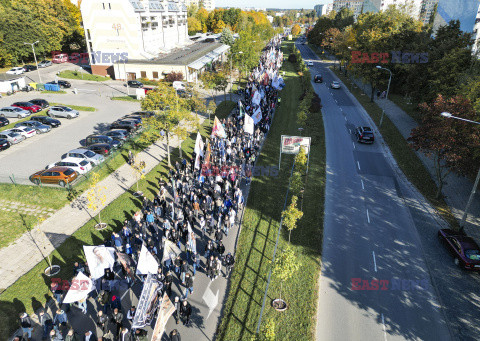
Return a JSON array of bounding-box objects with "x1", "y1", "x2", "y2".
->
[
  {"x1": 216, "y1": 240, "x2": 225, "y2": 257},
  {"x1": 65, "y1": 329, "x2": 79, "y2": 341},
  {"x1": 204, "y1": 240, "x2": 214, "y2": 259},
  {"x1": 111, "y1": 308, "x2": 124, "y2": 338},
  {"x1": 97, "y1": 290, "x2": 110, "y2": 313},
  {"x1": 169, "y1": 329, "x2": 181, "y2": 341},
  {"x1": 165, "y1": 270, "x2": 173, "y2": 297},
  {"x1": 174, "y1": 296, "x2": 181, "y2": 324},
  {"x1": 206, "y1": 255, "x2": 215, "y2": 281},
  {"x1": 180, "y1": 260, "x2": 188, "y2": 284},
  {"x1": 184, "y1": 273, "x2": 194, "y2": 299},
  {"x1": 38, "y1": 310, "x2": 54, "y2": 340},
  {"x1": 119, "y1": 327, "x2": 132, "y2": 341},
  {"x1": 133, "y1": 328, "x2": 148, "y2": 341},
  {"x1": 180, "y1": 300, "x2": 192, "y2": 326},
  {"x1": 96, "y1": 311, "x2": 109, "y2": 338},
  {"x1": 19, "y1": 312, "x2": 33, "y2": 340}
]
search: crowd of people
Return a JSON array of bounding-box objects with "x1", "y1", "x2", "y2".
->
[{"x1": 13, "y1": 34, "x2": 284, "y2": 341}]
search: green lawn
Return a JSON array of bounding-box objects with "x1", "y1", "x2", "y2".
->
[
  {"x1": 217, "y1": 40, "x2": 324, "y2": 340},
  {"x1": 41, "y1": 90, "x2": 67, "y2": 94},
  {"x1": 111, "y1": 95, "x2": 140, "y2": 102},
  {"x1": 58, "y1": 70, "x2": 110, "y2": 82},
  {"x1": 215, "y1": 100, "x2": 236, "y2": 119},
  {"x1": 0, "y1": 111, "x2": 48, "y2": 132},
  {"x1": 0, "y1": 118, "x2": 213, "y2": 336},
  {"x1": 50, "y1": 103, "x2": 96, "y2": 112},
  {"x1": 388, "y1": 93, "x2": 421, "y2": 122},
  {"x1": 332, "y1": 68, "x2": 460, "y2": 229}
]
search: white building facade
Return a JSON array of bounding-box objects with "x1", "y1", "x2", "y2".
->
[{"x1": 182, "y1": 0, "x2": 215, "y2": 11}]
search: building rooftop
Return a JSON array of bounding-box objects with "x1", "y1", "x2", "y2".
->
[{"x1": 0, "y1": 73, "x2": 25, "y2": 82}]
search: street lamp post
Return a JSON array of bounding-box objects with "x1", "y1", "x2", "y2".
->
[
  {"x1": 24, "y1": 41, "x2": 42, "y2": 84},
  {"x1": 376, "y1": 65, "x2": 392, "y2": 127},
  {"x1": 440, "y1": 111, "x2": 480, "y2": 232}
]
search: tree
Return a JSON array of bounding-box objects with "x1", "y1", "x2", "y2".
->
[
  {"x1": 188, "y1": 17, "x2": 202, "y2": 35},
  {"x1": 291, "y1": 24, "x2": 301, "y2": 36},
  {"x1": 212, "y1": 19, "x2": 226, "y2": 33},
  {"x1": 86, "y1": 172, "x2": 107, "y2": 229},
  {"x1": 281, "y1": 196, "x2": 303, "y2": 242},
  {"x1": 220, "y1": 27, "x2": 235, "y2": 46},
  {"x1": 141, "y1": 83, "x2": 198, "y2": 167},
  {"x1": 196, "y1": 8, "x2": 209, "y2": 32},
  {"x1": 272, "y1": 245, "x2": 299, "y2": 302},
  {"x1": 408, "y1": 95, "x2": 480, "y2": 202},
  {"x1": 165, "y1": 72, "x2": 184, "y2": 82},
  {"x1": 131, "y1": 157, "x2": 146, "y2": 196}
]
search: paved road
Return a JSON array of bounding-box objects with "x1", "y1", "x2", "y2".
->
[{"x1": 297, "y1": 42, "x2": 452, "y2": 340}]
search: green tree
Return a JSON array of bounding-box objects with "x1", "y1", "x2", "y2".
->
[
  {"x1": 220, "y1": 27, "x2": 235, "y2": 46},
  {"x1": 291, "y1": 24, "x2": 301, "y2": 36},
  {"x1": 272, "y1": 244, "x2": 300, "y2": 301},
  {"x1": 281, "y1": 196, "x2": 303, "y2": 242},
  {"x1": 188, "y1": 17, "x2": 202, "y2": 35}
]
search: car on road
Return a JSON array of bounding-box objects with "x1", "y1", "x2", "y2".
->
[
  {"x1": 47, "y1": 157, "x2": 92, "y2": 175},
  {"x1": 10, "y1": 126, "x2": 36, "y2": 138},
  {"x1": 0, "y1": 138, "x2": 10, "y2": 151},
  {"x1": 30, "y1": 115, "x2": 61, "y2": 128},
  {"x1": 23, "y1": 65, "x2": 37, "y2": 72},
  {"x1": 0, "y1": 116, "x2": 9, "y2": 127},
  {"x1": 6, "y1": 67, "x2": 24, "y2": 75},
  {"x1": 307, "y1": 61, "x2": 314, "y2": 66},
  {"x1": 0, "y1": 130, "x2": 25, "y2": 144},
  {"x1": 85, "y1": 134, "x2": 121, "y2": 148},
  {"x1": 438, "y1": 229, "x2": 480, "y2": 270},
  {"x1": 30, "y1": 166, "x2": 77, "y2": 187},
  {"x1": 314, "y1": 74, "x2": 323, "y2": 83},
  {"x1": 62, "y1": 148, "x2": 104, "y2": 166},
  {"x1": 47, "y1": 106, "x2": 79, "y2": 119},
  {"x1": 127, "y1": 80, "x2": 143, "y2": 88},
  {"x1": 331, "y1": 81, "x2": 341, "y2": 89},
  {"x1": 29, "y1": 99, "x2": 50, "y2": 109},
  {"x1": 110, "y1": 120, "x2": 137, "y2": 133},
  {"x1": 11, "y1": 102, "x2": 42, "y2": 114},
  {"x1": 105, "y1": 129, "x2": 129, "y2": 141},
  {"x1": 37, "y1": 60, "x2": 52, "y2": 68},
  {"x1": 355, "y1": 126, "x2": 375, "y2": 144},
  {"x1": 0, "y1": 106, "x2": 30, "y2": 119},
  {"x1": 15, "y1": 121, "x2": 51, "y2": 134},
  {"x1": 87, "y1": 143, "x2": 112, "y2": 156},
  {"x1": 47, "y1": 80, "x2": 71, "y2": 89}
]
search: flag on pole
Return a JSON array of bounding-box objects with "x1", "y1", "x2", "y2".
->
[
  {"x1": 63, "y1": 272, "x2": 93, "y2": 304},
  {"x1": 244, "y1": 113, "x2": 254, "y2": 134},
  {"x1": 211, "y1": 116, "x2": 227, "y2": 138},
  {"x1": 136, "y1": 244, "x2": 159, "y2": 275},
  {"x1": 252, "y1": 107, "x2": 262, "y2": 124},
  {"x1": 151, "y1": 293, "x2": 176, "y2": 341},
  {"x1": 162, "y1": 239, "x2": 181, "y2": 263},
  {"x1": 194, "y1": 132, "x2": 204, "y2": 157},
  {"x1": 238, "y1": 101, "x2": 245, "y2": 117},
  {"x1": 195, "y1": 152, "x2": 201, "y2": 170}
]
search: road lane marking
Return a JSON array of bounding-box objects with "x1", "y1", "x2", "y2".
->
[
  {"x1": 367, "y1": 209, "x2": 370, "y2": 223},
  {"x1": 344, "y1": 116, "x2": 347, "y2": 121},
  {"x1": 349, "y1": 129, "x2": 351, "y2": 134},
  {"x1": 357, "y1": 161, "x2": 361, "y2": 170},
  {"x1": 382, "y1": 313, "x2": 387, "y2": 340},
  {"x1": 361, "y1": 179, "x2": 365, "y2": 189},
  {"x1": 372, "y1": 251, "x2": 377, "y2": 271},
  {"x1": 353, "y1": 142, "x2": 355, "y2": 149}
]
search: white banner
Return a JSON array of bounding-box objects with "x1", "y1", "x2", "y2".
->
[
  {"x1": 136, "y1": 244, "x2": 159, "y2": 275},
  {"x1": 280, "y1": 135, "x2": 311, "y2": 154},
  {"x1": 252, "y1": 107, "x2": 262, "y2": 125},
  {"x1": 162, "y1": 239, "x2": 181, "y2": 263},
  {"x1": 194, "y1": 132, "x2": 204, "y2": 157},
  {"x1": 63, "y1": 272, "x2": 93, "y2": 304},
  {"x1": 151, "y1": 293, "x2": 176, "y2": 341},
  {"x1": 244, "y1": 113, "x2": 254, "y2": 135},
  {"x1": 252, "y1": 91, "x2": 261, "y2": 106},
  {"x1": 83, "y1": 245, "x2": 116, "y2": 280}
]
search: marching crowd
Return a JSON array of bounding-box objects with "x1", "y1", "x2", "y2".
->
[{"x1": 14, "y1": 35, "x2": 284, "y2": 341}]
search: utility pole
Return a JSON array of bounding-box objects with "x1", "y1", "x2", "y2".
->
[{"x1": 24, "y1": 41, "x2": 42, "y2": 84}]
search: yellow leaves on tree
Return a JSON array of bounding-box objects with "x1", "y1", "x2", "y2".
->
[{"x1": 86, "y1": 172, "x2": 107, "y2": 225}]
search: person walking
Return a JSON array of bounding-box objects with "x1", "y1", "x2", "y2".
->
[
  {"x1": 19, "y1": 312, "x2": 33, "y2": 340},
  {"x1": 207, "y1": 255, "x2": 216, "y2": 281},
  {"x1": 184, "y1": 273, "x2": 194, "y2": 298},
  {"x1": 174, "y1": 297, "x2": 181, "y2": 325},
  {"x1": 180, "y1": 300, "x2": 192, "y2": 326},
  {"x1": 169, "y1": 329, "x2": 181, "y2": 341},
  {"x1": 204, "y1": 240, "x2": 214, "y2": 259},
  {"x1": 191, "y1": 252, "x2": 201, "y2": 276},
  {"x1": 165, "y1": 270, "x2": 174, "y2": 297},
  {"x1": 96, "y1": 311, "x2": 109, "y2": 339},
  {"x1": 65, "y1": 329, "x2": 79, "y2": 341},
  {"x1": 126, "y1": 306, "x2": 136, "y2": 325},
  {"x1": 97, "y1": 290, "x2": 109, "y2": 314},
  {"x1": 133, "y1": 328, "x2": 148, "y2": 341},
  {"x1": 38, "y1": 310, "x2": 54, "y2": 340},
  {"x1": 216, "y1": 240, "x2": 225, "y2": 258},
  {"x1": 214, "y1": 256, "x2": 222, "y2": 279},
  {"x1": 111, "y1": 308, "x2": 124, "y2": 339},
  {"x1": 119, "y1": 327, "x2": 132, "y2": 341},
  {"x1": 53, "y1": 308, "x2": 68, "y2": 332},
  {"x1": 224, "y1": 252, "x2": 235, "y2": 278}
]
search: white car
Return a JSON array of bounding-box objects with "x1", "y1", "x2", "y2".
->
[
  {"x1": 47, "y1": 106, "x2": 79, "y2": 119},
  {"x1": 331, "y1": 81, "x2": 341, "y2": 89},
  {"x1": 6, "y1": 67, "x2": 24, "y2": 75},
  {"x1": 0, "y1": 130, "x2": 25, "y2": 144},
  {"x1": 62, "y1": 148, "x2": 105, "y2": 166},
  {"x1": 10, "y1": 126, "x2": 36, "y2": 138},
  {"x1": 0, "y1": 106, "x2": 31, "y2": 119},
  {"x1": 307, "y1": 61, "x2": 314, "y2": 66},
  {"x1": 47, "y1": 157, "x2": 92, "y2": 175}
]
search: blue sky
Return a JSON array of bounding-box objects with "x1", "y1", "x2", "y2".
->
[{"x1": 215, "y1": 0, "x2": 315, "y2": 9}]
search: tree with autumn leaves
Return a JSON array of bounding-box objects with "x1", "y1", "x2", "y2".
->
[{"x1": 409, "y1": 95, "x2": 480, "y2": 199}]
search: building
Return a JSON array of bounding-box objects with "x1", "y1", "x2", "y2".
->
[
  {"x1": 419, "y1": 0, "x2": 438, "y2": 24},
  {"x1": 432, "y1": 0, "x2": 479, "y2": 34},
  {"x1": 370, "y1": 0, "x2": 422, "y2": 19},
  {"x1": 473, "y1": 3, "x2": 480, "y2": 55},
  {"x1": 182, "y1": 0, "x2": 215, "y2": 11},
  {"x1": 0, "y1": 74, "x2": 26, "y2": 93},
  {"x1": 332, "y1": 0, "x2": 364, "y2": 19},
  {"x1": 314, "y1": 0, "x2": 334, "y2": 17}
]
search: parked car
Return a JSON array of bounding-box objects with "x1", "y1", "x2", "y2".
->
[
  {"x1": 15, "y1": 121, "x2": 51, "y2": 134},
  {"x1": 354, "y1": 126, "x2": 375, "y2": 144},
  {"x1": 438, "y1": 229, "x2": 480, "y2": 270},
  {"x1": 0, "y1": 130, "x2": 25, "y2": 144},
  {"x1": 29, "y1": 99, "x2": 50, "y2": 109},
  {"x1": 85, "y1": 134, "x2": 120, "y2": 148},
  {"x1": 47, "y1": 80, "x2": 71, "y2": 89},
  {"x1": 307, "y1": 61, "x2": 314, "y2": 66},
  {"x1": 62, "y1": 148, "x2": 104, "y2": 166},
  {"x1": 6, "y1": 67, "x2": 24, "y2": 75},
  {"x1": 110, "y1": 120, "x2": 137, "y2": 133},
  {"x1": 172, "y1": 81, "x2": 185, "y2": 91},
  {"x1": 52, "y1": 53, "x2": 68, "y2": 63},
  {"x1": 0, "y1": 116, "x2": 9, "y2": 127},
  {"x1": 122, "y1": 114, "x2": 142, "y2": 124},
  {"x1": 331, "y1": 81, "x2": 341, "y2": 89},
  {"x1": 314, "y1": 74, "x2": 323, "y2": 83},
  {"x1": 31, "y1": 115, "x2": 61, "y2": 128},
  {"x1": 0, "y1": 106, "x2": 30, "y2": 119},
  {"x1": 87, "y1": 143, "x2": 112, "y2": 155},
  {"x1": 11, "y1": 102, "x2": 42, "y2": 114},
  {"x1": 105, "y1": 129, "x2": 129, "y2": 141},
  {"x1": 0, "y1": 138, "x2": 10, "y2": 151},
  {"x1": 131, "y1": 111, "x2": 154, "y2": 117},
  {"x1": 23, "y1": 65, "x2": 37, "y2": 72},
  {"x1": 47, "y1": 106, "x2": 79, "y2": 119},
  {"x1": 37, "y1": 60, "x2": 52, "y2": 68},
  {"x1": 47, "y1": 157, "x2": 92, "y2": 175},
  {"x1": 30, "y1": 166, "x2": 77, "y2": 187},
  {"x1": 10, "y1": 126, "x2": 36, "y2": 138},
  {"x1": 127, "y1": 80, "x2": 143, "y2": 88}
]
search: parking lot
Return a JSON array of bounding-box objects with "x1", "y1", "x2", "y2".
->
[{"x1": 0, "y1": 89, "x2": 141, "y2": 184}]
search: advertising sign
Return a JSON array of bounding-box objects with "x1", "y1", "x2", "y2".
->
[{"x1": 280, "y1": 135, "x2": 311, "y2": 154}]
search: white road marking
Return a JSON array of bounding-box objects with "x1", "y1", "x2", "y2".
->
[
  {"x1": 349, "y1": 129, "x2": 351, "y2": 134},
  {"x1": 339, "y1": 107, "x2": 343, "y2": 111},
  {"x1": 353, "y1": 142, "x2": 355, "y2": 149},
  {"x1": 382, "y1": 313, "x2": 387, "y2": 340},
  {"x1": 372, "y1": 251, "x2": 377, "y2": 272},
  {"x1": 345, "y1": 116, "x2": 347, "y2": 121},
  {"x1": 361, "y1": 179, "x2": 365, "y2": 190},
  {"x1": 357, "y1": 161, "x2": 361, "y2": 170},
  {"x1": 367, "y1": 209, "x2": 370, "y2": 223}
]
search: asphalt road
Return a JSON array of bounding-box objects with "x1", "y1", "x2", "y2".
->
[{"x1": 297, "y1": 42, "x2": 452, "y2": 341}]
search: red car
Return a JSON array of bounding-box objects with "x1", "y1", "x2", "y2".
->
[
  {"x1": 438, "y1": 229, "x2": 480, "y2": 270},
  {"x1": 12, "y1": 101, "x2": 42, "y2": 113}
]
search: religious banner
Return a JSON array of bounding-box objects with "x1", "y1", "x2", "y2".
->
[
  {"x1": 116, "y1": 252, "x2": 135, "y2": 282},
  {"x1": 252, "y1": 107, "x2": 262, "y2": 125},
  {"x1": 244, "y1": 113, "x2": 254, "y2": 135},
  {"x1": 211, "y1": 116, "x2": 226, "y2": 138},
  {"x1": 151, "y1": 293, "x2": 175, "y2": 341},
  {"x1": 83, "y1": 245, "x2": 116, "y2": 280}
]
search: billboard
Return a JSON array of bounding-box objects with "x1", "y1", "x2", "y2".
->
[{"x1": 280, "y1": 135, "x2": 311, "y2": 154}]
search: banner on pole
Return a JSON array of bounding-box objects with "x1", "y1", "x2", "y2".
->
[
  {"x1": 244, "y1": 114, "x2": 254, "y2": 135},
  {"x1": 280, "y1": 135, "x2": 311, "y2": 154},
  {"x1": 252, "y1": 107, "x2": 262, "y2": 125},
  {"x1": 194, "y1": 132, "x2": 204, "y2": 157},
  {"x1": 83, "y1": 245, "x2": 116, "y2": 280},
  {"x1": 211, "y1": 116, "x2": 226, "y2": 138},
  {"x1": 151, "y1": 293, "x2": 175, "y2": 341},
  {"x1": 63, "y1": 272, "x2": 93, "y2": 304},
  {"x1": 136, "y1": 244, "x2": 159, "y2": 275}
]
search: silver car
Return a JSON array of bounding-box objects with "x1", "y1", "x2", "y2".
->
[
  {"x1": 38, "y1": 60, "x2": 52, "y2": 68},
  {"x1": 47, "y1": 106, "x2": 79, "y2": 119},
  {"x1": 0, "y1": 130, "x2": 25, "y2": 144},
  {"x1": 15, "y1": 120, "x2": 51, "y2": 134},
  {"x1": 0, "y1": 106, "x2": 30, "y2": 119},
  {"x1": 62, "y1": 148, "x2": 105, "y2": 166}
]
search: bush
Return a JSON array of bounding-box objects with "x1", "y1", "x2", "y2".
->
[
  {"x1": 310, "y1": 93, "x2": 322, "y2": 112},
  {"x1": 165, "y1": 72, "x2": 184, "y2": 82},
  {"x1": 138, "y1": 78, "x2": 162, "y2": 86},
  {"x1": 288, "y1": 53, "x2": 297, "y2": 64}
]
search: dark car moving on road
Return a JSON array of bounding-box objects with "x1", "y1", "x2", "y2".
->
[
  {"x1": 314, "y1": 74, "x2": 323, "y2": 83},
  {"x1": 355, "y1": 126, "x2": 375, "y2": 144},
  {"x1": 438, "y1": 229, "x2": 480, "y2": 271}
]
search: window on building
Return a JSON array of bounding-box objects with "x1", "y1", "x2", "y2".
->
[
  {"x1": 102, "y1": 3, "x2": 105, "y2": 9},
  {"x1": 141, "y1": 71, "x2": 147, "y2": 78},
  {"x1": 109, "y1": 3, "x2": 111, "y2": 9},
  {"x1": 153, "y1": 72, "x2": 159, "y2": 79}
]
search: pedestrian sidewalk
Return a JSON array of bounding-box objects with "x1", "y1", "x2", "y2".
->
[
  {"x1": 348, "y1": 76, "x2": 480, "y2": 240},
  {"x1": 0, "y1": 124, "x2": 195, "y2": 291}
]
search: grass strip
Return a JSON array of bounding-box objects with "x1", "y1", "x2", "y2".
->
[
  {"x1": 0, "y1": 117, "x2": 214, "y2": 337},
  {"x1": 111, "y1": 95, "x2": 140, "y2": 102},
  {"x1": 58, "y1": 70, "x2": 110, "y2": 82},
  {"x1": 215, "y1": 100, "x2": 236, "y2": 120},
  {"x1": 332, "y1": 68, "x2": 460, "y2": 229},
  {"x1": 217, "y1": 40, "x2": 324, "y2": 340},
  {"x1": 41, "y1": 90, "x2": 67, "y2": 94},
  {"x1": 50, "y1": 103, "x2": 96, "y2": 112}
]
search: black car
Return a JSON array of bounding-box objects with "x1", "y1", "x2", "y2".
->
[
  {"x1": 110, "y1": 120, "x2": 137, "y2": 132},
  {"x1": 314, "y1": 74, "x2": 323, "y2": 83},
  {"x1": 105, "y1": 129, "x2": 129, "y2": 141},
  {"x1": 23, "y1": 65, "x2": 37, "y2": 72},
  {"x1": 355, "y1": 126, "x2": 375, "y2": 144},
  {"x1": 127, "y1": 80, "x2": 143, "y2": 88},
  {"x1": 0, "y1": 116, "x2": 9, "y2": 127},
  {"x1": 0, "y1": 138, "x2": 9, "y2": 151},
  {"x1": 121, "y1": 115, "x2": 142, "y2": 125},
  {"x1": 87, "y1": 143, "x2": 112, "y2": 155},
  {"x1": 85, "y1": 134, "x2": 121, "y2": 148},
  {"x1": 30, "y1": 115, "x2": 61, "y2": 128},
  {"x1": 29, "y1": 99, "x2": 49, "y2": 109},
  {"x1": 131, "y1": 111, "x2": 154, "y2": 117},
  {"x1": 47, "y1": 80, "x2": 71, "y2": 89}
]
